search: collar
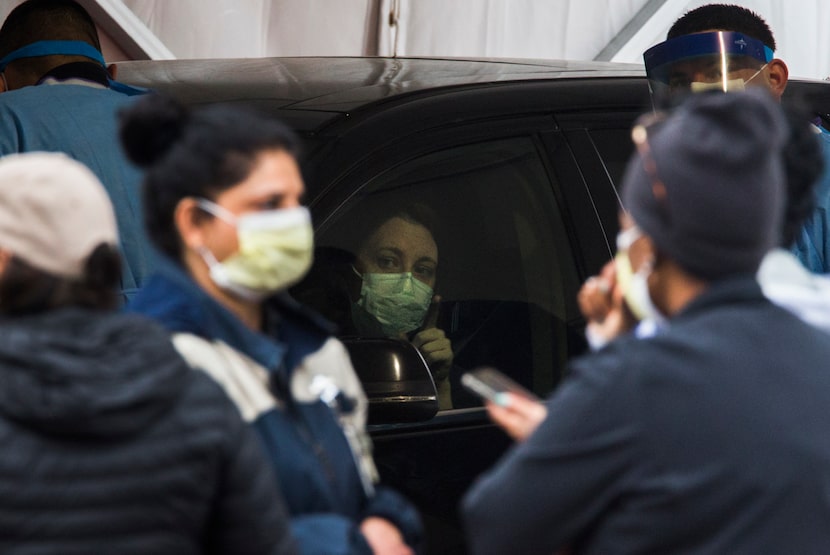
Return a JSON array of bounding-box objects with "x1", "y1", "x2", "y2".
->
[
  {"x1": 0, "y1": 40, "x2": 147, "y2": 95},
  {"x1": 673, "y1": 275, "x2": 766, "y2": 321},
  {"x1": 36, "y1": 61, "x2": 109, "y2": 87},
  {"x1": 146, "y1": 256, "x2": 289, "y2": 373}
]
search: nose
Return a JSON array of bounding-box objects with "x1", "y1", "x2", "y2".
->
[{"x1": 401, "y1": 273, "x2": 415, "y2": 293}]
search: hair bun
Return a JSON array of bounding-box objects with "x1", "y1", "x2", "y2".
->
[{"x1": 119, "y1": 93, "x2": 188, "y2": 168}]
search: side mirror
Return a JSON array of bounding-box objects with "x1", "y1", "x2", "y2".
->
[{"x1": 343, "y1": 337, "x2": 439, "y2": 425}]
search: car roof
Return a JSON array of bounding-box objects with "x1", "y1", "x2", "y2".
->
[{"x1": 116, "y1": 56, "x2": 646, "y2": 125}]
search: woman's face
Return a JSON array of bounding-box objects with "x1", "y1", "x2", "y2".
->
[
  {"x1": 356, "y1": 216, "x2": 438, "y2": 288},
  {"x1": 200, "y1": 148, "x2": 304, "y2": 262}
]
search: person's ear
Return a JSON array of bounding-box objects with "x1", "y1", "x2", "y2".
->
[
  {"x1": 106, "y1": 63, "x2": 118, "y2": 80},
  {"x1": 174, "y1": 197, "x2": 208, "y2": 251},
  {"x1": 0, "y1": 72, "x2": 7, "y2": 93},
  {"x1": 766, "y1": 59, "x2": 788, "y2": 100}
]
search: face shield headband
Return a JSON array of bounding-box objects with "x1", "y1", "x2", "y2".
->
[
  {"x1": 0, "y1": 40, "x2": 147, "y2": 95},
  {"x1": 643, "y1": 31, "x2": 773, "y2": 106}
]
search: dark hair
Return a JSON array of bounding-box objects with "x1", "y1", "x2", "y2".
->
[
  {"x1": 118, "y1": 93, "x2": 301, "y2": 260},
  {"x1": 780, "y1": 103, "x2": 825, "y2": 246},
  {"x1": 0, "y1": 0, "x2": 101, "y2": 75},
  {"x1": 667, "y1": 4, "x2": 777, "y2": 51},
  {"x1": 355, "y1": 201, "x2": 442, "y2": 254},
  {"x1": 0, "y1": 243, "x2": 122, "y2": 315}
]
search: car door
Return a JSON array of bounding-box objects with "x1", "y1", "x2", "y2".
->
[{"x1": 292, "y1": 100, "x2": 639, "y2": 554}]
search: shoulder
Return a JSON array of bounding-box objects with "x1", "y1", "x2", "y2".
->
[
  {"x1": 128, "y1": 271, "x2": 206, "y2": 335},
  {"x1": 172, "y1": 333, "x2": 278, "y2": 423}
]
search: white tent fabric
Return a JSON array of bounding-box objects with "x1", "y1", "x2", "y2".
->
[{"x1": 0, "y1": 0, "x2": 828, "y2": 80}]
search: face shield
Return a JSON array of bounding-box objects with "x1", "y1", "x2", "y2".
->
[{"x1": 644, "y1": 31, "x2": 773, "y2": 108}]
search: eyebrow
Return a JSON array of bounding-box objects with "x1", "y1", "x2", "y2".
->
[
  {"x1": 415, "y1": 255, "x2": 438, "y2": 267},
  {"x1": 373, "y1": 247, "x2": 437, "y2": 266}
]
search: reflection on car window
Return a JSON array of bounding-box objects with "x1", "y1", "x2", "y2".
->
[{"x1": 294, "y1": 137, "x2": 587, "y2": 412}]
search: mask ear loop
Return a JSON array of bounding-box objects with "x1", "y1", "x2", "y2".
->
[{"x1": 196, "y1": 198, "x2": 238, "y2": 226}]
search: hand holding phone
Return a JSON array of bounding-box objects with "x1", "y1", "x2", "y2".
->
[
  {"x1": 461, "y1": 367, "x2": 540, "y2": 406},
  {"x1": 462, "y1": 367, "x2": 546, "y2": 441}
]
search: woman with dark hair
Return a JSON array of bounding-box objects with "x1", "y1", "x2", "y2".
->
[
  {"x1": 121, "y1": 93, "x2": 422, "y2": 555},
  {"x1": 0, "y1": 152, "x2": 294, "y2": 554},
  {"x1": 349, "y1": 205, "x2": 454, "y2": 409}
]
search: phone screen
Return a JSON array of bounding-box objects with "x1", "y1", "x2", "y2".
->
[{"x1": 461, "y1": 367, "x2": 539, "y2": 404}]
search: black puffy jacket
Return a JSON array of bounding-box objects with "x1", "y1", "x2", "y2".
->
[{"x1": 0, "y1": 308, "x2": 296, "y2": 555}]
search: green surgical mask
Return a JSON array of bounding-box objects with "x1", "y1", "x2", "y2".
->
[{"x1": 355, "y1": 270, "x2": 433, "y2": 336}]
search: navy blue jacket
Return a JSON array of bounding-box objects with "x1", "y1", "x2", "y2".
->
[
  {"x1": 0, "y1": 308, "x2": 295, "y2": 554},
  {"x1": 130, "y1": 259, "x2": 422, "y2": 555},
  {"x1": 464, "y1": 277, "x2": 830, "y2": 554}
]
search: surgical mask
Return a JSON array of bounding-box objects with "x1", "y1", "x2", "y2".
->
[
  {"x1": 197, "y1": 199, "x2": 314, "y2": 302},
  {"x1": 614, "y1": 225, "x2": 663, "y2": 323},
  {"x1": 689, "y1": 64, "x2": 767, "y2": 93},
  {"x1": 355, "y1": 269, "x2": 433, "y2": 336}
]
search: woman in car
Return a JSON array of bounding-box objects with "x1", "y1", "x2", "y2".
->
[
  {"x1": 0, "y1": 152, "x2": 294, "y2": 554},
  {"x1": 120, "y1": 93, "x2": 422, "y2": 555},
  {"x1": 297, "y1": 204, "x2": 455, "y2": 409}
]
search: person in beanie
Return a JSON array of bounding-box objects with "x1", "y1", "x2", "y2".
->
[
  {"x1": 0, "y1": 152, "x2": 296, "y2": 555},
  {"x1": 461, "y1": 89, "x2": 830, "y2": 554}
]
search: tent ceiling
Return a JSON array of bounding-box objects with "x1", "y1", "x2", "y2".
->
[{"x1": 1, "y1": 0, "x2": 827, "y2": 80}]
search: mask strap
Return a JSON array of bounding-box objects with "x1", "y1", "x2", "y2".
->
[
  {"x1": 195, "y1": 244, "x2": 221, "y2": 268},
  {"x1": 0, "y1": 40, "x2": 148, "y2": 96},
  {"x1": 197, "y1": 198, "x2": 238, "y2": 226}
]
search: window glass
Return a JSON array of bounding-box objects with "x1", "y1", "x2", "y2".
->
[
  {"x1": 587, "y1": 127, "x2": 636, "y2": 197},
  {"x1": 295, "y1": 137, "x2": 587, "y2": 410}
]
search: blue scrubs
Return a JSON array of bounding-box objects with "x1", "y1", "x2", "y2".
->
[
  {"x1": 0, "y1": 82, "x2": 151, "y2": 301},
  {"x1": 792, "y1": 129, "x2": 830, "y2": 274}
]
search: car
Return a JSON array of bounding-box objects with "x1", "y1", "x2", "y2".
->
[{"x1": 118, "y1": 57, "x2": 830, "y2": 555}]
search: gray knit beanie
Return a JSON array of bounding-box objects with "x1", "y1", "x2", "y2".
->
[{"x1": 621, "y1": 89, "x2": 786, "y2": 280}]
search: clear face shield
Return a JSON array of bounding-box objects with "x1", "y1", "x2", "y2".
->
[{"x1": 643, "y1": 31, "x2": 774, "y2": 109}]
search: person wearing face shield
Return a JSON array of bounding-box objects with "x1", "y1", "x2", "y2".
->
[
  {"x1": 643, "y1": 3, "x2": 830, "y2": 274},
  {"x1": 462, "y1": 90, "x2": 830, "y2": 554},
  {"x1": 121, "y1": 93, "x2": 422, "y2": 555},
  {"x1": 0, "y1": 0, "x2": 151, "y2": 304}
]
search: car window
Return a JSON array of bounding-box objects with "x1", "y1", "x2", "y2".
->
[
  {"x1": 295, "y1": 136, "x2": 589, "y2": 411},
  {"x1": 587, "y1": 127, "x2": 635, "y2": 198}
]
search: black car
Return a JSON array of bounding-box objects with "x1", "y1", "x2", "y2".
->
[{"x1": 119, "y1": 57, "x2": 830, "y2": 554}]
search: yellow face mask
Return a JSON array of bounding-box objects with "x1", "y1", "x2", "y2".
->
[
  {"x1": 614, "y1": 225, "x2": 657, "y2": 322},
  {"x1": 197, "y1": 200, "x2": 314, "y2": 302}
]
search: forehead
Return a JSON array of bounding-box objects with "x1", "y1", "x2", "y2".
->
[
  {"x1": 220, "y1": 149, "x2": 303, "y2": 198},
  {"x1": 363, "y1": 217, "x2": 438, "y2": 258}
]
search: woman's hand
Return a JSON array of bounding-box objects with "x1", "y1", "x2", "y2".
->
[
  {"x1": 360, "y1": 517, "x2": 414, "y2": 555},
  {"x1": 412, "y1": 327, "x2": 453, "y2": 381}
]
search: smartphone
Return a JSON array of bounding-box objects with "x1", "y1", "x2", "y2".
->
[{"x1": 461, "y1": 367, "x2": 540, "y2": 405}]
